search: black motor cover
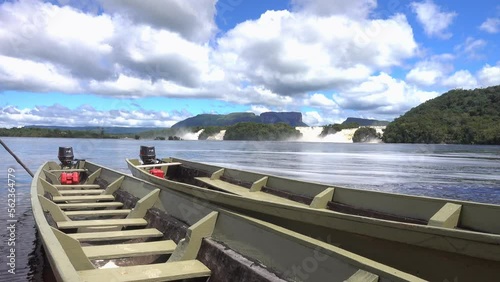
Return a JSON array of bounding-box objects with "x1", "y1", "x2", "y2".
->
[
  {"x1": 58, "y1": 146, "x2": 74, "y2": 166},
  {"x1": 140, "y1": 146, "x2": 156, "y2": 164}
]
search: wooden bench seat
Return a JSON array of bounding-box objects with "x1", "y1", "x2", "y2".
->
[
  {"x1": 52, "y1": 195, "x2": 115, "y2": 202},
  {"x1": 54, "y1": 184, "x2": 102, "y2": 189},
  {"x1": 57, "y1": 218, "x2": 147, "y2": 229},
  {"x1": 82, "y1": 240, "x2": 177, "y2": 259},
  {"x1": 65, "y1": 209, "x2": 131, "y2": 218},
  {"x1": 136, "y1": 162, "x2": 182, "y2": 168},
  {"x1": 59, "y1": 189, "x2": 105, "y2": 196},
  {"x1": 68, "y1": 228, "x2": 163, "y2": 242},
  {"x1": 78, "y1": 260, "x2": 210, "y2": 282},
  {"x1": 58, "y1": 202, "x2": 123, "y2": 210},
  {"x1": 195, "y1": 177, "x2": 306, "y2": 207}
]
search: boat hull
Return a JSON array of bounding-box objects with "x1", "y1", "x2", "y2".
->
[
  {"x1": 127, "y1": 157, "x2": 500, "y2": 281},
  {"x1": 33, "y1": 160, "x2": 422, "y2": 281}
]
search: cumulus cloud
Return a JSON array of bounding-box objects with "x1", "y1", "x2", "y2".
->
[
  {"x1": 291, "y1": 0, "x2": 377, "y2": 19},
  {"x1": 477, "y1": 64, "x2": 500, "y2": 87},
  {"x1": 406, "y1": 54, "x2": 454, "y2": 86},
  {"x1": 479, "y1": 18, "x2": 500, "y2": 33},
  {"x1": 304, "y1": 93, "x2": 338, "y2": 108},
  {"x1": 442, "y1": 70, "x2": 478, "y2": 89},
  {"x1": 302, "y1": 111, "x2": 325, "y2": 126},
  {"x1": 0, "y1": 0, "x2": 473, "y2": 128},
  {"x1": 411, "y1": 0, "x2": 457, "y2": 39},
  {"x1": 0, "y1": 55, "x2": 81, "y2": 92},
  {"x1": 98, "y1": 0, "x2": 217, "y2": 43},
  {"x1": 335, "y1": 72, "x2": 439, "y2": 115},
  {"x1": 0, "y1": 104, "x2": 187, "y2": 128},
  {"x1": 0, "y1": 1, "x2": 115, "y2": 81},
  {"x1": 216, "y1": 10, "x2": 417, "y2": 96}
]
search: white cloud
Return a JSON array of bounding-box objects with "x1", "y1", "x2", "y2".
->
[
  {"x1": 335, "y1": 72, "x2": 439, "y2": 115},
  {"x1": 291, "y1": 0, "x2": 377, "y2": 19},
  {"x1": 0, "y1": 55, "x2": 81, "y2": 92},
  {"x1": 304, "y1": 93, "x2": 337, "y2": 108},
  {"x1": 0, "y1": 104, "x2": 186, "y2": 128},
  {"x1": 0, "y1": 0, "x2": 464, "y2": 127},
  {"x1": 480, "y1": 18, "x2": 500, "y2": 33},
  {"x1": 98, "y1": 0, "x2": 217, "y2": 42},
  {"x1": 442, "y1": 70, "x2": 478, "y2": 89},
  {"x1": 406, "y1": 54, "x2": 454, "y2": 86},
  {"x1": 454, "y1": 37, "x2": 487, "y2": 59},
  {"x1": 411, "y1": 0, "x2": 457, "y2": 39},
  {"x1": 302, "y1": 111, "x2": 325, "y2": 126},
  {"x1": 216, "y1": 10, "x2": 417, "y2": 96},
  {"x1": 477, "y1": 64, "x2": 500, "y2": 87},
  {"x1": 249, "y1": 105, "x2": 272, "y2": 115}
]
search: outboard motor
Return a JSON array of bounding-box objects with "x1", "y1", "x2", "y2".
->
[
  {"x1": 140, "y1": 146, "x2": 157, "y2": 165},
  {"x1": 58, "y1": 146, "x2": 74, "y2": 167},
  {"x1": 58, "y1": 146, "x2": 80, "y2": 184}
]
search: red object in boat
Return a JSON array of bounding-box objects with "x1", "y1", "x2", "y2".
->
[
  {"x1": 149, "y1": 168, "x2": 164, "y2": 178},
  {"x1": 60, "y1": 172, "x2": 80, "y2": 184}
]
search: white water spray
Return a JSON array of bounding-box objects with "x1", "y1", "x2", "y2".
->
[
  {"x1": 181, "y1": 129, "x2": 204, "y2": 140},
  {"x1": 207, "y1": 130, "x2": 226, "y2": 140},
  {"x1": 295, "y1": 126, "x2": 386, "y2": 143}
]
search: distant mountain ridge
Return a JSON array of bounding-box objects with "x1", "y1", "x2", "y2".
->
[
  {"x1": 342, "y1": 117, "x2": 390, "y2": 126},
  {"x1": 171, "y1": 112, "x2": 308, "y2": 128},
  {"x1": 25, "y1": 125, "x2": 161, "y2": 134}
]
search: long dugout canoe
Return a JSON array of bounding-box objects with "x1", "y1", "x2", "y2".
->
[
  {"x1": 128, "y1": 156, "x2": 500, "y2": 282},
  {"x1": 32, "y1": 159, "x2": 422, "y2": 282}
]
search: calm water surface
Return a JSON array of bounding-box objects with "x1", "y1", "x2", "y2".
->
[{"x1": 0, "y1": 137, "x2": 499, "y2": 281}]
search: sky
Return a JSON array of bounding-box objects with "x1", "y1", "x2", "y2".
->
[{"x1": 0, "y1": 0, "x2": 499, "y2": 128}]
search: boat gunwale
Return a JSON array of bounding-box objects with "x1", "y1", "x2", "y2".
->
[
  {"x1": 31, "y1": 161, "x2": 82, "y2": 281},
  {"x1": 126, "y1": 158, "x2": 500, "y2": 257},
  {"x1": 169, "y1": 157, "x2": 500, "y2": 209}
]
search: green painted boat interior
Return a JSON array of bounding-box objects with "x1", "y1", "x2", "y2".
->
[
  {"x1": 32, "y1": 160, "x2": 424, "y2": 282},
  {"x1": 126, "y1": 157, "x2": 500, "y2": 281}
]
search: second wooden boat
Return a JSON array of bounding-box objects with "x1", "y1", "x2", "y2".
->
[{"x1": 127, "y1": 146, "x2": 500, "y2": 281}]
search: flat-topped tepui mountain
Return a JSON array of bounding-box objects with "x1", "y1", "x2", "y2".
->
[{"x1": 171, "y1": 112, "x2": 308, "y2": 128}]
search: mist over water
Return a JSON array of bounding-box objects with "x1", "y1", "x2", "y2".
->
[{"x1": 1, "y1": 137, "x2": 499, "y2": 281}]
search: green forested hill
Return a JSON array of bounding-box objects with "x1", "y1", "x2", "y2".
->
[
  {"x1": 171, "y1": 112, "x2": 308, "y2": 128},
  {"x1": 383, "y1": 85, "x2": 500, "y2": 144}
]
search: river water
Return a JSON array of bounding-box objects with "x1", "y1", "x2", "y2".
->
[{"x1": 1, "y1": 137, "x2": 499, "y2": 281}]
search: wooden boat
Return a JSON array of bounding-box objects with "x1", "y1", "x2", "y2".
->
[
  {"x1": 127, "y1": 147, "x2": 500, "y2": 282},
  {"x1": 31, "y1": 147, "x2": 422, "y2": 282}
]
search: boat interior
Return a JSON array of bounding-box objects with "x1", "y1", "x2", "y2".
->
[{"x1": 33, "y1": 158, "x2": 421, "y2": 282}]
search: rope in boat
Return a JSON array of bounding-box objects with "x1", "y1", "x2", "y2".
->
[{"x1": 0, "y1": 138, "x2": 34, "y2": 177}]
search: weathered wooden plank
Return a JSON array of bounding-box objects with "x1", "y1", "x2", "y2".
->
[
  {"x1": 52, "y1": 195, "x2": 115, "y2": 202},
  {"x1": 57, "y1": 218, "x2": 147, "y2": 229},
  {"x1": 69, "y1": 228, "x2": 163, "y2": 242},
  {"x1": 345, "y1": 269, "x2": 379, "y2": 282},
  {"x1": 59, "y1": 190, "x2": 104, "y2": 196},
  {"x1": 78, "y1": 260, "x2": 210, "y2": 282},
  {"x1": 210, "y1": 168, "x2": 224, "y2": 180},
  {"x1": 428, "y1": 203, "x2": 462, "y2": 228},
  {"x1": 136, "y1": 162, "x2": 182, "y2": 168},
  {"x1": 58, "y1": 202, "x2": 123, "y2": 210},
  {"x1": 310, "y1": 187, "x2": 335, "y2": 209},
  {"x1": 249, "y1": 177, "x2": 268, "y2": 192},
  {"x1": 65, "y1": 209, "x2": 131, "y2": 217},
  {"x1": 83, "y1": 240, "x2": 177, "y2": 259},
  {"x1": 54, "y1": 184, "x2": 101, "y2": 189},
  {"x1": 195, "y1": 177, "x2": 305, "y2": 206}
]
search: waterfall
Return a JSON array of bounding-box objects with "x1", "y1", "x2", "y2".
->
[
  {"x1": 181, "y1": 129, "x2": 204, "y2": 140},
  {"x1": 207, "y1": 130, "x2": 226, "y2": 140},
  {"x1": 296, "y1": 126, "x2": 386, "y2": 143},
  {"x1": 295, "y1": 127, "x2": 324, "y2": 142}
]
